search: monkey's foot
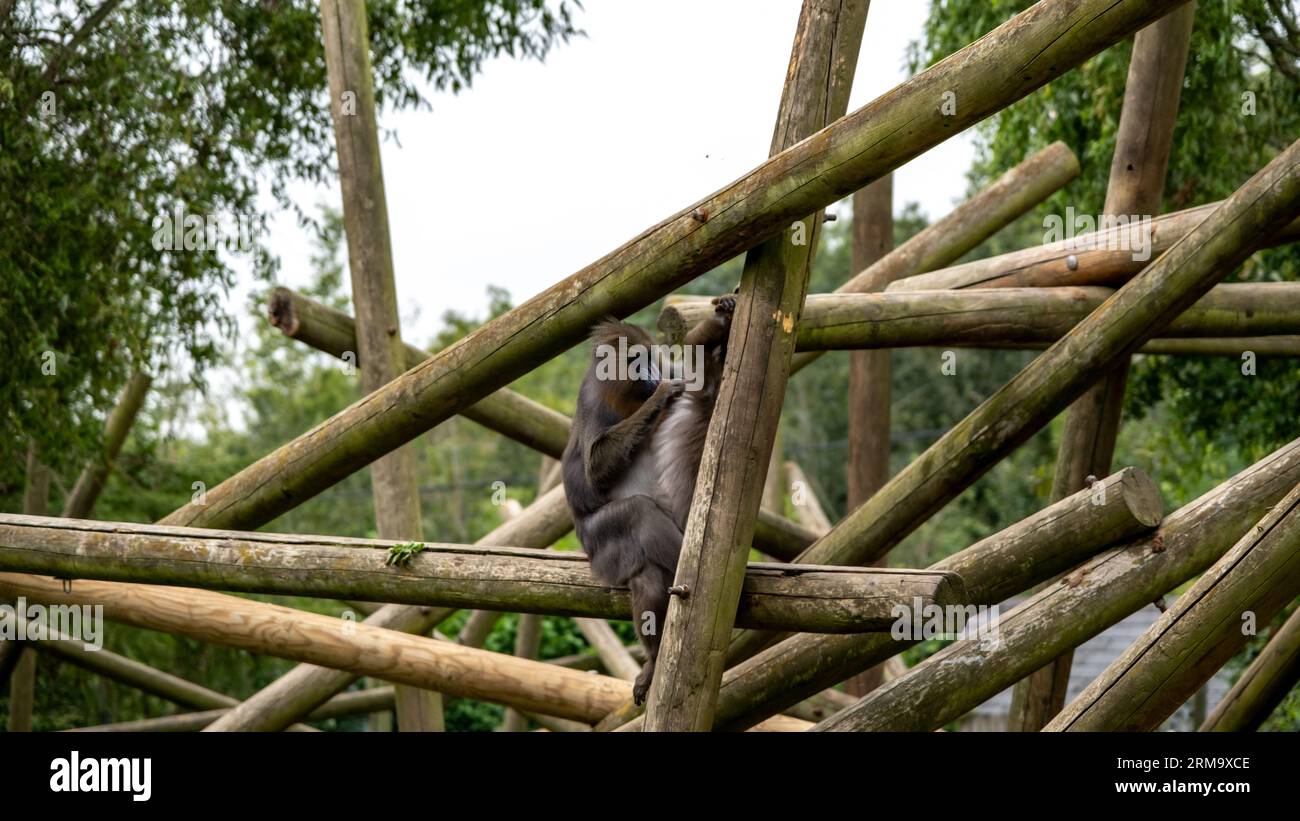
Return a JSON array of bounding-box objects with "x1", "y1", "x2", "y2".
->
[{"x1": 633, "y1": 665, "x2": 655, "y2": 705}]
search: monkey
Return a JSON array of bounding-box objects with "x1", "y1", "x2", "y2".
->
[{"x1": 561, "y1": 294, "x2": 735, "y2": 704}]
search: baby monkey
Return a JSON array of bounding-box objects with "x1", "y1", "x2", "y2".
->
[{"x1": 561, "y1": 294, "x2": 735, "y2": 704}]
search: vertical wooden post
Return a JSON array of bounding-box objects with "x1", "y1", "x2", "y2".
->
[
  {"x1": 1008, "y1": 1, "x2": 1195, "y2": 730},
  {"x1": 643, "y1": 0, "x2": 870, "y2": 731},
  {"x1": 320, "y1": 0, "x2": 441, "y2": 732},
  {"x1": 8, "y1": 444, "x2": 50, "y2": 732},
  {"x1": 843, "y1": 174, "x2": 893, "y2": 698}
]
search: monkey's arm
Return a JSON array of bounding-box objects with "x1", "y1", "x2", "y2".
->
[
  {"x1": 684, "y1": 294, "x2": 736, "y2": 349},
  {"x1": 586, "y1": 380, "x2": 683, "y2": 491}
]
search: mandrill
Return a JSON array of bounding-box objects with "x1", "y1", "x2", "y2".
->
[{"x1": 561, "y1": 294, "x2": 734, "y2": 703}]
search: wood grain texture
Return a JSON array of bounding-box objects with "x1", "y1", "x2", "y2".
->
[
  {"x1": 1046, "y1": 479, "x2": 1300, "y2": 732},
  {"x1": 1200, "y1": 603, "x2": 1300, "y2": 731},
  {"x1": 157, "y1": 0, "x2": 1187, "y2": 535},
  {"x1": 203, "y1": 485, "x2": 573, "y2": 731},
  {"x1": 812, "y1": 439, "x2": 1300, "y2": 731},
  {"x1": 643, "y1": 0, "x2": 870, "y2": 731},
  {"x1": 63, "y1": 687, "x2": 395, "y2": 733},
  {"x1": 667, "y1": 284, "x2": 1300, "y2": 349},
  {"x1": 0, "y1": 514, "x2": 966, "y2": 633},
  {"x1": 620, "y1": 466, "x2": 1165, "y2": 731}
]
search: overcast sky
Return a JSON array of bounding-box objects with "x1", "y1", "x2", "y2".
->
[{"x1": 253, "y1": 0, "x2": 975, "y2": 346}]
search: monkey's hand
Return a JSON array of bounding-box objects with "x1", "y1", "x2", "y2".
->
[
  {"x1": 651, "y1": 378, "x2": 686, "y2": 407},
  {"x1": 711, "y1": 294, "x2": 736, "y2": 316}
]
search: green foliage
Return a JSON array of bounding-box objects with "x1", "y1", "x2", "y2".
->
[
  {"x1": 0, "y1": 0, "x2": 579, "y2": 481},
  {"x1": 385, "y1": 541, "x2": 426, "y2": 567}
]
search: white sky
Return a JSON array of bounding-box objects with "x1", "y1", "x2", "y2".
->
[{"x1": 249, "y1": 0, "x2": 975, "y2": 347}]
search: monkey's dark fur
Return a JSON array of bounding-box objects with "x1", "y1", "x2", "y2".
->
[{"x1": 561, "y1": 296, "x2": 735, "y2": 704}]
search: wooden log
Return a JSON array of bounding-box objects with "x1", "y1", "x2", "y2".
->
[
  {"x1": 888, "y1": 210, "x2": 1300, "y2": 293},
  {"x1": 1045, "y1": 481, "x2": 1300, "y2": 732},
  {"x1": 0, "y1": 571, "x2": 631, "y2": 723},
  {"x1": 786, "y1": 141, "x2": 1081, "y2": 374},
  {"x1": 204, "y1": 484, "x2": 573, "y2": 731},
  {"x1": 575, "y1": 619, "x2": 641, "y2": 682},
  {"x1": 502, "y1": 612, "x2": 543, "y2": 732},
  {"x1": 665, "y1": 284, "x2": 1300, "y2": 350},
  {"x1": 1201, "y1": 604, "x2": 1300, "y2": 732},
  {"x1": 617, "y1": 466, "x2": 1164, "y2": 731},
  {"x1": 962, "y1": 337, "x2": 1300, "y2": 357},
  {"x1": 811, "y1": 441, "x2": 1300, "y2": 732},
  {"x1": 63, "y1": 687, "x2": 397, "y2": 732},
  {"x1": 63, "y1": 369, "x2": 151, "y2": 519},
  {"x1": 788, "y1": 136, "x2": 1300, "y2": 572},
  {"x1": 158, "y1": 0, "x2": 1191, "y2": 534},
  {"x1": 269, "y1": 287, "x2": 572, "y2": 459},
  {"x1": 1010, "y1": 3, "x2": 1196, "y2": 732},
  {"x1": 0, "y1": 514, "x2": 967, "y2": 633},
  {"x1": 784, "y1": 462, "x2": 833, "y2": 534},
  {"x1": 644, "y1": 0, "x2": 870, "y2": 731},
  {"x1": 844, "y1": 172, "x2": 894, "y2": 699}
]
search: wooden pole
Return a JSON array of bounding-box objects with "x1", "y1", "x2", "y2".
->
[
  {"x1": 320, "y1": 0, "x2": 441, "y2": 732},
  {"x1": 575, "y1": 620, "x2": 641, "y2": 682},
  {"x1": 787, "y1": 141, "x2": 1080, "y2": 374},
  {"x1": 812, "y1": 448, "x2": 1300, "y2": 731},
  {"x1": 0, "y1": 571, "x2": 631, "y2": 723},
  {"x1": 0, "y1": 514, "x2": 966, "y2": 633},
  {"x1": 1201, "y1": 604, "x2": 1300, "y2": 732},
  {"x1": 784, "y1": 462, "x2": 832, "y2": 534},
  {"x1": 666, "y1": 284, "x2": 1300, "y2": 350},
  {"x1": 643, "y1": 0, "x2": 870, "y2": 731},
  {"x1": 270, "y1": 287, "x2": 817, "y2": 559},
  {"x1": 8, "y1": 444, "x2": 49, "y2": 733},
  {"x1": 62, "y1": 369, "x2": 151, "y2": 519},
  {"x1": 786, "y1": 136, "x2": 1300, "y2": 572},
  {"x1": 1010, "y1": 2, "x2": 1195, "y2": 731},
  {"x1": 203, "y1": 485, "x2": 572, "y2": 731},
  {"x1": 617, "y1": 466, "x2": 1164, "y2": 731},
  {"x1": 154, "y1": 0, "x2": 1190, "y2": 535},
  {"x1": 269, "y1": 288, "x2": 571, "y2": 458},
  {"x1": 844, "y1": 168, "x2": 893, "y2": 699},
  {"x1": 64, "y1": 687, "x2": 396, "y2": 732},
  {"x1": 1047, "y1": 481, "x2": 1300, "y2": 731}
]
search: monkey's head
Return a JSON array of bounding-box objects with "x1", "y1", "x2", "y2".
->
[{"x1": 588, "y1": 318, "x2": 662, "y2": 415}]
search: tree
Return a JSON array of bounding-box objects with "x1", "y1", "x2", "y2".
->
[{"x1": 0, "y1": 0, "x2": 579, "y2": 482}]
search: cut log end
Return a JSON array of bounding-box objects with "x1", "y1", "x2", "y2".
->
[
  {"x1": 268, "y1": 288, "x2": 300, "y2": 337},
  {"x1": 1119, "y1": 466, "x2": 1165, "y2": 527}
]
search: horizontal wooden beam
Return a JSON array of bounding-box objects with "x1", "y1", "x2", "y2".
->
[
  {"x1": 62, "y1": 687, "x2": 396, "y2": 732},
  {"x1": 0, "y1": 514, "x2": 965, "y2": 633},
  {"x1": 0, "y1": 570, "x2": 631, "y2": 723},
  {"x1": 887, "y1": 203, "x2": 1300, "y2": 292},
  {"x1": 664, "y1": 284, "x2": 1300, "y2": 351}
]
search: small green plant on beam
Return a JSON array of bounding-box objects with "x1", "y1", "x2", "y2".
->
[{"x1": 386, "y1": 541, "x2": 426, "y2": 567}]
